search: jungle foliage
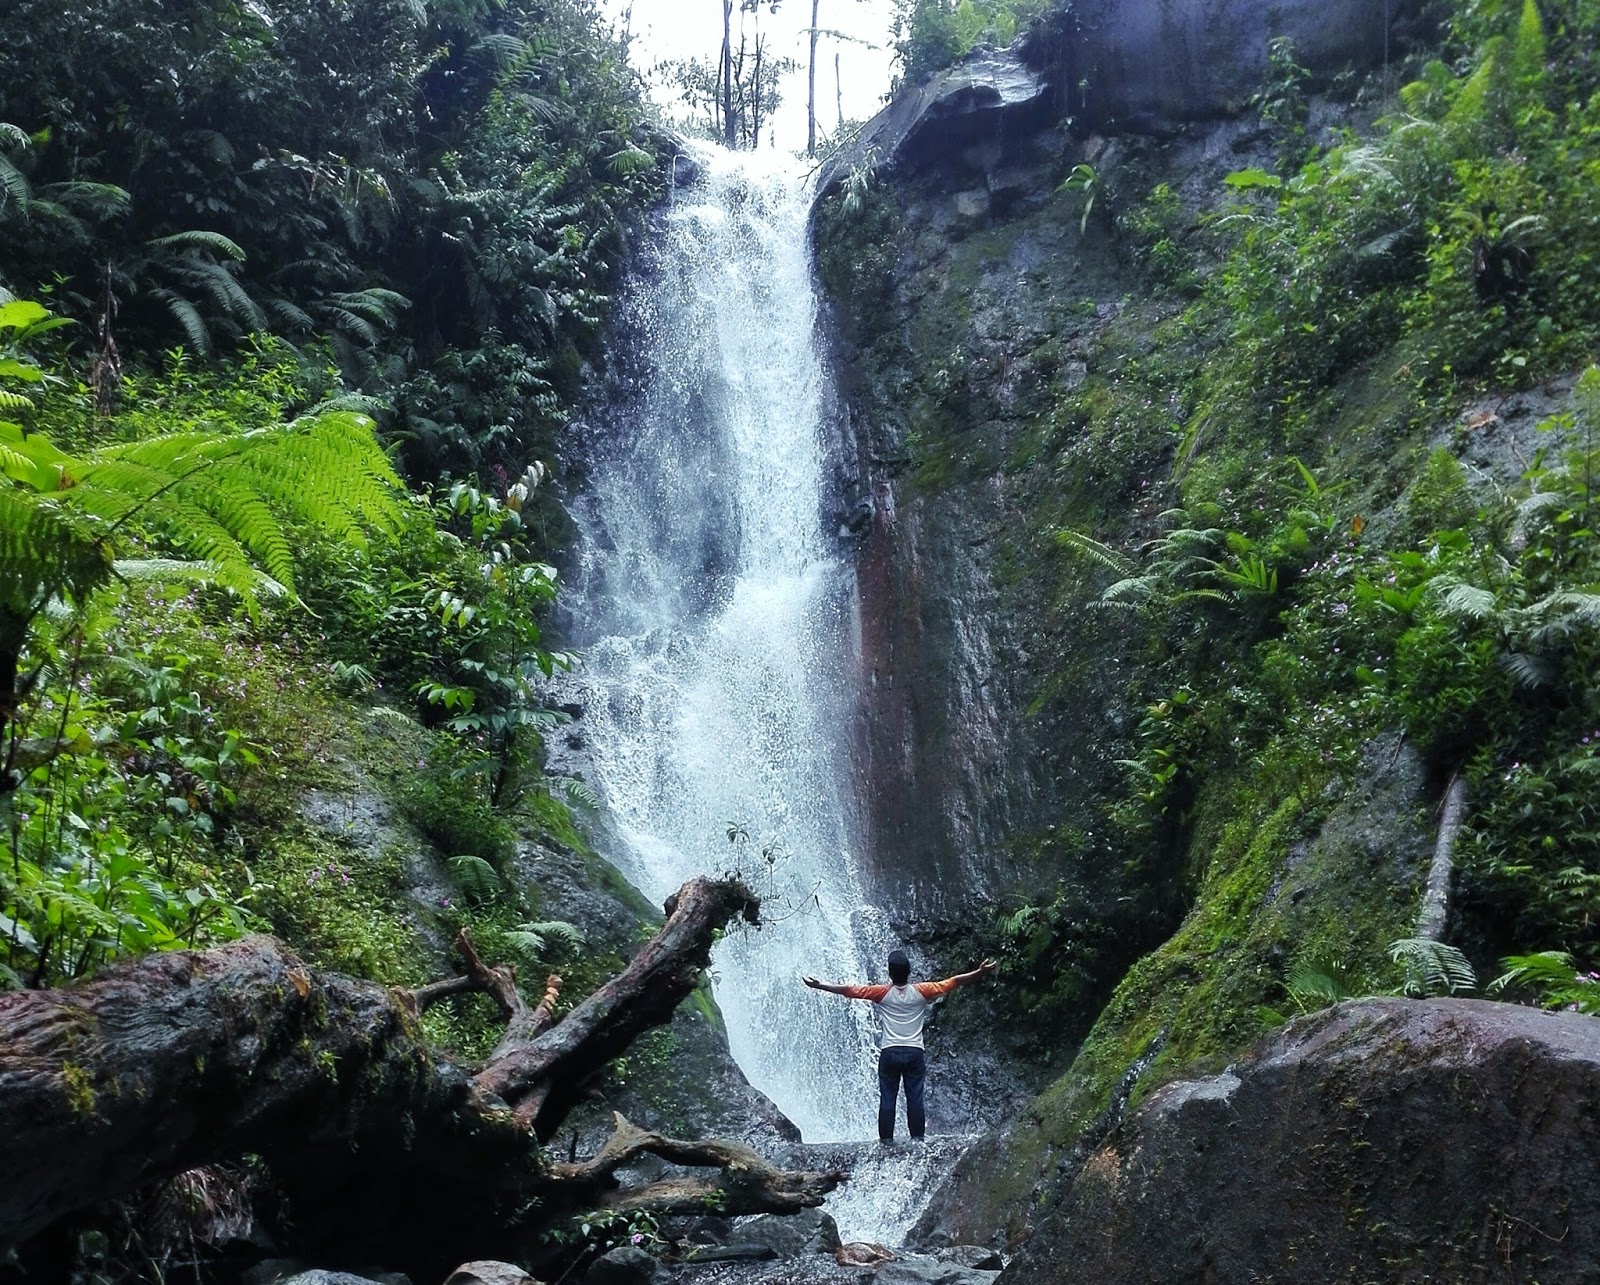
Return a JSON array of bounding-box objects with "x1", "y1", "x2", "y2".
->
[
  {"x1": 0, "y1": 0, "x2": 661, "y2": 996},
  {"x1": 890, "y1": 0, "x2": 1049, "y2": 86},
  {"x1": 0, "y1": 0, "x2": 663, "y2": 482}
]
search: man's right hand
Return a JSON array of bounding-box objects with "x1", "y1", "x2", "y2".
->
[{"x1": 802, "y1": 975, "x2": 823, "y2": 989}]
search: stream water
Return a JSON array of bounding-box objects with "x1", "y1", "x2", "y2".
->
[{"x1": 565, "y1": 147, "x2": 948, "y2": 1243}]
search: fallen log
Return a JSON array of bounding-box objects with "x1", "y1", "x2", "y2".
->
[
  {"x1": 0, "y1": 875, "x2": 841, "y2": 1277},
  {"x1": 549, "y1": 1111, "x2": 842, "y2": 1216}
]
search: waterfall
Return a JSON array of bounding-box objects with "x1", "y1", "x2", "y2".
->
[{"x1": 567, "y1": 147, "x2": 887, "y2": 1150}]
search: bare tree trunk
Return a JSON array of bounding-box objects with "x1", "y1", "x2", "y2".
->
[
  {"x1": 752, "y1": 33, "x2": 765, "y2": 149},
  {"x1": 721, "y1": 0, "x2": 736, "y2": 148},
  {"x1": 1417, "y1": 774, "x2": 1469, "y2": 941},
  {"x1": 732, "y1": 32, "x2": 749, "y2": 147},
  {"x1": 807, "y1": 0, "x2": 821, "y2": 156},
  {"x1": 836, "y1": 50, "x2": 843, "y2": 130},
  {"x1": 0, "y1": 877, "x2": 842, "y2": 1277}
]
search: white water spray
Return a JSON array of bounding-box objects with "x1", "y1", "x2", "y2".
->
[{"x1": 568, "y1": 147, "x2": 888, "y2": 1149}]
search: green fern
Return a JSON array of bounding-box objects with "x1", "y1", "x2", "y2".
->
[
  {"x1": 1286, "y1": 956, "x2": 1359, "y2": 1013},
  {"x1": 1, "y1": 302, "x2": 403, "y2": 748},
  {"x1": 551, "y1": 775, "x2": 600, "y2": 811},
  {"x1": 503, "y1": 919, "x2": 585, "y2": 959},
  {"x1": 1054, "y1": 527, "x2": 1136, "y2": 577},
  {"x1": 447, "y1": 853, "x2": 504, "y2": 904},
  {"x1": 1388, "y1": 937, "x2": 1477, "y2": 997},
  {"x1": 148, "y1": 230, "x2": 247, "y2": 260}
]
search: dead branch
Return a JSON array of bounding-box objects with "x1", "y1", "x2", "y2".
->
[{"x1": 546, "y1": 1112, "x2": 844, "y2": 1216}]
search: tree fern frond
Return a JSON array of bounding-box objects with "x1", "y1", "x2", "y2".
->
[
  {"x1": 606, "y1": 146, "x2": 655, "y2": 177},
  {"x1": 0, "y1": 155, "x2": 31, "y2": 207},
  {"x1": 308, "y1": 392, "x2": 387, "y2": 416},
  {"x1": 1524, "y1": 591, "x2": 1600, "y2": 646},
  {"x1": 328, "y1": 288, "x2": 409, "y2": 325},
  {"x1": 471, "y1": 32, "x2": 533, "y2": 68},
  {"x1": 1490, "y1": 950, "x2": 1577, "y2": 994},
  {"x1": 149, "y1": 230, "x2": 247, "y2": 261},
  {"x1": 1287, "y1": 956, "x2": 1358, "y2": 1011},
  {"x1": 44, "y1": 181, "x2": 130, "y2": 218},
  {"x1": 1501, "y1": 650, "x2": 1554, "y2": 689},
  {"x1": 323, "y1": 307, "x2": 380, "y2": 346},
  {"x1": 153, "y1": 291, "x2": 213, "y2": 355},
  {"x1": 0, "y1": 489, "x2": 114, "y2": 615},
  {"x1": 182, "y1": 260, "x2": 266, "y2": 330},
  {"x1": 266, "y1": 298, "x2": 316, "y2": 332},
  {"x1": 113, "y1": 557, "x2": 286, "y2": 599},
  {"x1": 522, "y1": 919, "x2": 584, "y2": 948},
  {"x1": 551, "y1": 775, "x2": 600, "y2": 811},
  {"x1": 1431, "y1": 580, "x2": 1497, "y2": 621},
  {"x1": 1388, "y1": 937, "x2": 1476, "y2": 997},
  {"x1": 1099, "y1": 575, "x2": 1158, "y2": 604},
  {"x1": 3, "y1": 304, "x2": 401, "y2": 635}
]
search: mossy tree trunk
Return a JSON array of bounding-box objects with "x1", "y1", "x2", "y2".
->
[{"x1": 0, "y1": 876, "x2": 841, "y2": 1278}]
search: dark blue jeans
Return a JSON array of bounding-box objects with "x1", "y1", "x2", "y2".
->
[{"x1": 878, "y1": 1045, "x2": 926, "y2": 1140}]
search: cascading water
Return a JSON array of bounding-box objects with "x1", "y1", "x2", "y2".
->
[{"x1": 567, "y1": 147, "x2": 896, "y2": 1169}]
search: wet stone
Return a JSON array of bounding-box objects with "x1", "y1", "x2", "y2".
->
[
  {"x1": 875, "y1": 1257, "x2": 1000, "y2": 1285},
  {"x1": 587, "y1": 1245, "x2": 670, "y2": 1285}
]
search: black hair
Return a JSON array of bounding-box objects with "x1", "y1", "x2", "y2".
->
[{"x1": 887, "y1": 949, "x2": 910, "y2": 985}]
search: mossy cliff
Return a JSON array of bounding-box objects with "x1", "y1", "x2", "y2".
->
[{"x1": 813, "y1": 0, "x2": 1600, "y2": 1248}]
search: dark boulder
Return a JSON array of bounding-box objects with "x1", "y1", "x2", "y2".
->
[
  {"x1": 584, "y1": 1246, "x2": 668, "y2": 1285},
  {"x1": 934, "y1": 1246, "x2": 1003, "y2": 1271},
  {"x1": 1005, "y1": 999, "x2": 1600, "y2": 1284},
  {"x1": 726, "y1": 1208, "x2": 842, "y2": 1258},
  {"x1": 877, "y1": 1256, "x2": 1000, "y2": 1285}
]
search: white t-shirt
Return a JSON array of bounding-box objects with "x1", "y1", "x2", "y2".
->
[{"x1": 839, "y1": 978, "x2": 961, "y2": 1049}]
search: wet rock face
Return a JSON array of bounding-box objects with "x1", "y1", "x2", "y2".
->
[
  {"x1": 1037, "y1": 0, "x2": 1425, "y2": 133},
  {"x1": 817, "y1": 49, "x2": 1055, "y2": 196},
  {"x1": 822, "y1": 0, "x2": 1425, "y2": 197},
  {"x1": 1004, "y1": 1000, "x2": 1600, "y2": 1284}
]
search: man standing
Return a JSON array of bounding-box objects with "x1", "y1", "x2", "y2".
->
[{"x1": 802, "y1": 951, "x2": 997, "y2": 1141}]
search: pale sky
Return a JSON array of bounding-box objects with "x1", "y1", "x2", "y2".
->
[{"x1": 599, "y1": 0, "x2": 900, "y2": 154}]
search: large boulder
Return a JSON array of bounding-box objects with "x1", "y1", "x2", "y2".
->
[
  {"x1": 443, "y1": 1265, "x2": 535, "y2": 1285},
  {"x1": 1004, "y1": 999, "x2": 1600, "y2": 1283}
]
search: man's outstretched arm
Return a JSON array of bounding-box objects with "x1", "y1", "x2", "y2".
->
[
  {"x1": 802, "y1": 976, "x2": 889, "y2": 999},
  {"x1": 917, "y1": 959, "x2": 998, "y2": 999}
]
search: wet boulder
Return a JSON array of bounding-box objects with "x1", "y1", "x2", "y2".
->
[
  {"x1": 725, "y1": 1208, "x2": 842, "y2": 1258},
  {"x1": 1005, "y1": 999, "x2": 1600, "y2": 1284},
  {"x1": 444, "y1": 1266, "x2": 535, "y2": 1285},
  {"x1": 876, "y1": 1256, "x2": 1000, "y2": 1285},
  {"x1": 584, "y1": 1246, "x2": 668, "y2": 1285}
]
